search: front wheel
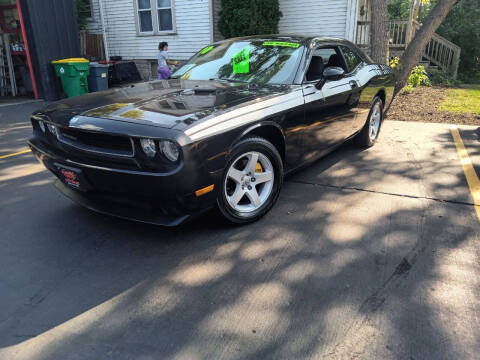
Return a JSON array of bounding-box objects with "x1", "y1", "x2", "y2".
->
[
  {"x1": 217, "y1": 137, "x2": 283, "y2": 224},
  {"x1": 354, "y1": 96, "x2": 384, "y2": 148}
]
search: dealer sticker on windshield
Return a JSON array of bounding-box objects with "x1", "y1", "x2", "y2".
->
[
  {"x1": 200, "y1": 45, "x2": 214, "y2": 55},
  {"x1": 232, "y1": 45, "x2": 250, "y2": 74},
  {"x1": 262, "y1": 41, "x2": 300, "y2": 48}
]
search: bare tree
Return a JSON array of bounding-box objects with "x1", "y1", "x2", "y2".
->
[
  {"x1": 386, "y1": 0, "x2": 459, "y2": 113},
  {"x1": 370, "y1": 0, "x2": 388, "y2": 64}
]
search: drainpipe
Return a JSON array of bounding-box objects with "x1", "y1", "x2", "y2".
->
[
  {"x1": 98, "y1": 0, "x2": 109, "y2": 61},
  {"x1": 208, "y1": 0, "x2": 214, "y2": 43}
]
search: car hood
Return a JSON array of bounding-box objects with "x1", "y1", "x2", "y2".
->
[{"x1": 35, "y1": 80, "x2": 294, "y2": 132}]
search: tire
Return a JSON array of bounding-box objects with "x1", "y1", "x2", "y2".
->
[
  {"x1": 354, "y1": 96, "x2": 384, "y2": 148},
  {"x1": 217, "y1": 137, "x2": 283, "y2": 224}
]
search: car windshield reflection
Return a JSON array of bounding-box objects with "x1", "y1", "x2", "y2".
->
[{"x1": 172, "y1": 40, "x2": 305, "y2": 85}]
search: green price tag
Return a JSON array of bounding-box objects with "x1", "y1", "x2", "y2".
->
[
  {"x1": 200, "y1": 45, "x2": 214, "y2": 55},
  {"x1": 262, "y1": 41, "x2": 300, "y2": 48},
  {"x1": 232, "y1": 45, "x2": 250, "y2": 74}
]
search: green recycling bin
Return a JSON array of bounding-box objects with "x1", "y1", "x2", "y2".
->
[{"x1": 52, "y1": 58, "x2": 90, "y2": 97}]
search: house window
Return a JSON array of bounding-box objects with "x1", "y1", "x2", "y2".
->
[
  {"x1": 136, "y1": 0, "x2": 175, "y2": 35},
  {"x1": 137, "y1": 0, "x2": 153, "y2": 32},
  {"x1": 157, "y1": 0, "x2": 173, "y2": 31}
]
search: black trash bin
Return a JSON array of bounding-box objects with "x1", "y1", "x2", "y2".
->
[{"x1": 88, "y1": 63, "x2": 109, "y2": 92}]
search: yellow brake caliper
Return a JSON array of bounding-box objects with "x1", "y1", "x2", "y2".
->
[{"x1": 255, "y1": 162, "x2": 263, "y2": 173}]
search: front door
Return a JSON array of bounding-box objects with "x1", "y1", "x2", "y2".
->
[{"x1": 301, "y1": 46, "x2": 362, "y2": 163}]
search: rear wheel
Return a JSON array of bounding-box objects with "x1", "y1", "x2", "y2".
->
[
  {"x1": 354, "y1": 96, "x2": 384, "y2": 148},
  {"x1": 217, "y1": 137, "x2": 283, "y2": 224}
]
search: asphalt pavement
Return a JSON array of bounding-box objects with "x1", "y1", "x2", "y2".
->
[{"x1": 1, "y1": 102, "x2": 479, "y2": 360}]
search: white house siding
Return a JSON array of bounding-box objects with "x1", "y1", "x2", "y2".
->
[
  {"x1": 278, "y1": 0, "x2": 357, "y2": 42},
  {"x1": 90, "y1": 0, "x2": 212, "y2": 61}
]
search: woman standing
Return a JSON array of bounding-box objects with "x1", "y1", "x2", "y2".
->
[{"x1": 158, "y1": 42, "x2": 178, "y2": 80}]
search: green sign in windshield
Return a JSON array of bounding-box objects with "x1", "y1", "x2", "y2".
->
[
  {"x1": 262, "y1": 41, "x2": 300, "y2": 48},
  {"x1": 232, "y1": 45, "x2": 250, "y2": 74}
]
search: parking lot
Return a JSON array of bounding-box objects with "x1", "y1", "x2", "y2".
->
[{"x1": 1, "y1": 102, "x2": 480, "y2": 359}]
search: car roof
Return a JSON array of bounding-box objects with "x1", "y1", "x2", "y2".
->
[{"x1": 213, "y1": 34, "x2": 353, "y2": 47}]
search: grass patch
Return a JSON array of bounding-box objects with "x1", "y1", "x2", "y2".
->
[{"x1": 439, "y1": 87, "x2": 480, "y2": 115}]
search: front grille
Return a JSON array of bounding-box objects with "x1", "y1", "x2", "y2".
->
[{"x1": 58, "y1": 128, "x2": 134, "y2": 158}]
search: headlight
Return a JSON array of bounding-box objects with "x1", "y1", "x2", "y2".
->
[
  {"x1": 159, "y1": 140, "x2": 180, "y2": 162},
  {"x1": 46, "y1": 123, "x2": 58, "y2": 137},
  {"x1": 38, "y1": 121, "x2": 45, "y2": 133},
  {"x1": 140, "y1": 138, "x2": 157, "y2": 158}
]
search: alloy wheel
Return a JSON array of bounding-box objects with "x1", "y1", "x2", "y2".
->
[
  {"x1": 224, "y1": 151, "x2": 274, "y2": 213},
  {"x1": 369, "y1": 102, "x2": 382, "y2": 141}
]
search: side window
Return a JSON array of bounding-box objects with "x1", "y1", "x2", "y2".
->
[
  {"x1": 313, "y1": 48, "x2": 336, "y2": 64},
  {"x1": 306, "y1": 47, "x2": 347, "y2": 82},
  {"x1": 340, "y1": 46, "x2": 362, "y2": 73}
]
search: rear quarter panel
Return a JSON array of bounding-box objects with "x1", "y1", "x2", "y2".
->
[{"x1": 356, "y1": 64, "x2": 395, "y2": 125}]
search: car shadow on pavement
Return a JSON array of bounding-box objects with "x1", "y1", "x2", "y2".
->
[{"x1": 1, "y1": 124, "x2": 479, "y2": 359}]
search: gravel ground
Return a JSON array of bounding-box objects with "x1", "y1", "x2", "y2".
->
[{"x1": 387, "y1": 86, "x2": 480, "y2": 126}]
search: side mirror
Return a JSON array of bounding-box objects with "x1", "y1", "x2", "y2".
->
[
  {"x1": 323, "y1": 66, "x2": 345, "y2": 81},
  {"x1": 315, "y1": 66, "x2": 345, "y2": 89}
]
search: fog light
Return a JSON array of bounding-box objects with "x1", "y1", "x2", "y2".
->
[
  {"x1": 140, "y1": 138, "x2": 157, "y2": 158},
  {"x1": 38, "y1": 121, "x2": 45, "y2": 133},
  {"x1": 46, "y1": 123, "x2": 58, "y2": 137},
  {"x1": 159, "y1": 140, "x2": 180, "y2": 162}
]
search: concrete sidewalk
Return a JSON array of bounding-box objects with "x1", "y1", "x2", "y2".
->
[{"x1": 0, "y1": 104, "x2": 479, "y2": 360}]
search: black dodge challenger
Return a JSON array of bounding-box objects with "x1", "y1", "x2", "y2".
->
[{"x1": 28, "y1": 36, "x2": 394, "y2": 226}]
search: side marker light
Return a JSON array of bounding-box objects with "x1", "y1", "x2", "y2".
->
[{"x1": 195, "y1": 184, "x2": 215, "y2": 197}]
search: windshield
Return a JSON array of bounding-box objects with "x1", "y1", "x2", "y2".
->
[{"x1": 172, "y1": 40, "x2": 305, "y2": 85}]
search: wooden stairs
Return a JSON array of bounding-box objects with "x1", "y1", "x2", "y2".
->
[{"x1": 356, "y1": 19, "x2": 461, "y2": 78}]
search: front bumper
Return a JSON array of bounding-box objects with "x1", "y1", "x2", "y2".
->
[{"x1": 28, "y1": 138, "x2": 221, "y2": 226}]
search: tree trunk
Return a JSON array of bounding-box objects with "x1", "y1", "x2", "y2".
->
[
  {"x1": 386, "y1": 0, "x2": 458, "y2": 114},
  {"x1": 370, "y1": 0, "x2": 388, "y2": 64}
]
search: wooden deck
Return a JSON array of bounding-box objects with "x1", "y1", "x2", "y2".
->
[{"x1": 356, "y1": 19, "x2": 461, "y2": 79}]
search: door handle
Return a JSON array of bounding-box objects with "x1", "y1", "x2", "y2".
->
[
  {"x1": 303, "y1": 84, "x2": 317, "y2": 96},
  {"x1": 349, "y1": 80, "x2": 358, "y2": 89}
]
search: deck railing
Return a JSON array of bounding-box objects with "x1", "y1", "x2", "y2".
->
[
  {"x1": 356, "y1": 19, "x2": 411, "y2": 48},
  {"x1": 355, "y1": 19, "x2": 461, "y2": 78},
  {"x1": 388, "y1": 20, "x2": 409, "y2": 47},
  {"x1": 356, "y1": 21, "x2": 371, "y2": 47}
]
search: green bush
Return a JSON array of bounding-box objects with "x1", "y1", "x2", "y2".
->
[
  {"x1": 403, "y1": 84, "x2": 414, "y2": 94},
  {"x1": 400, "y1": 65, "x2": 430, "y2": 94},
  {"x1": 428, "y1": 69, "x2": 461, "y2": 87},
  {"x1": 218, "y1": 0, "x2": 282, "y2": 39},
  {"x1": 408, "y1": 65, "x2": 431, "y2": 87},
  {"x1": 459, "y1": 71, "x2": 480, "y2": 85},
  {"x1": 434, "y1": 0, "x2": 480, "y2": 85},
  {"x1": 76, "y1": 0, "x2": 91, "y2": 30}
]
